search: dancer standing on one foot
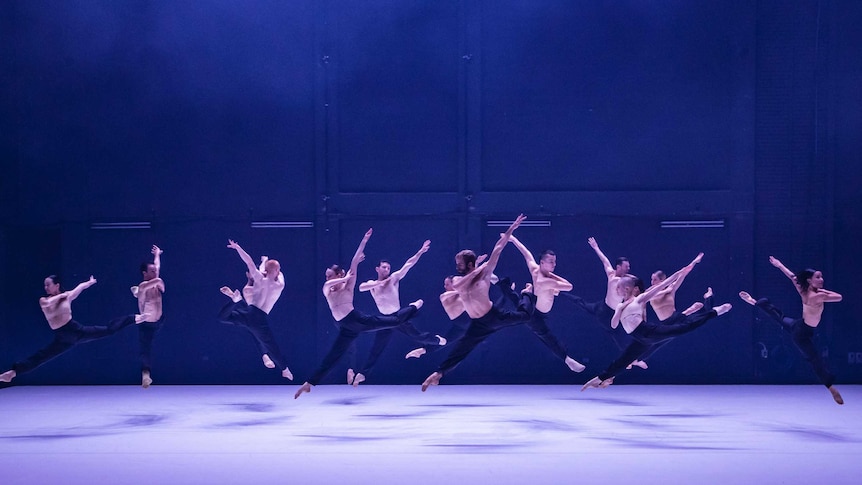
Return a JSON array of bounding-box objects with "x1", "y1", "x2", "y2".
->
[
  {"x1": 421, "y1": 214, "x2": 536, "y2": 391},
  {"x1": 294, "y1": 228, "x2": 424, "y2": 399},
  {"x1": 582, "y1": 254, "x2": 732, "y2": 391},
  {"x1": 562, "y1": 237, "x2": 632, "y2": 352},
  {"x1": 218, "y1": 240, "x2": 293, "y2": 380},
  {"x1": 1, "y1": 275, "x2": 145, "y2": 384},
  {"x1": 739, "y1": 256, "x2": 844, "y2": 405},
  {"x1": 347, "y1": 240, "x2": 445, "y2": 386},
  {"x1": 130, "y1": 245, "x2": 165, "y2": 388},
  {"x1": 506, "y1": 235, "x2": 585, "y2": 373}
]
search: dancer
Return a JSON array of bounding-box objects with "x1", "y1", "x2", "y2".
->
[
  {"x1": 1, "y1": 275, "x2": 145, "y2": 383},
  {"x1": 421, "y1": 214, "x2": 536, "y2": 391},
  {"x1": 563, "y1": 237, "x2": 632, "y2": 352},
  {"x1": 405, "y1": 255, "x2": 495, "y2": 359},
  {"x1": 507, "y1": 235, "x2": 585, "y2": 372},
  {"x1": 218, "y1": 240, "x2": 293, "y2": 380},
  {"x1": 348, "y1": 240, "x2": 445, "y2": 386},
  {"x1": 629, "y1": 255, "x2": 704, "y2": 370},
  {"x1": 294, "y1": 228, "x2": 424, "y2": 399},
  {"x1": 582, "y1": 254, "x2": 732, "y2": 390},
  {"x1": 130, "y1": 245, "x2": 165, "y2": 388},
  {"x1": 739, "y1": 256, "x2": 844, "y2": 404}
]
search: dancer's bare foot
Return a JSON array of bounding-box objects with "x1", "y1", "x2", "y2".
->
[
  {"x1": 130, "y1": 286, "x2": 140, "y2": 298},
  {"x1": 626, "y1": 360, "x2": 648, "y2": 370},
  {"x1": 422, "y1": 372, "x2": 442, "y2": 391},
  {"x1": 352, "y1": 372, "x2": 366, "y2": 387},
  {"x1": 141, "y1": 371, "x2": 153, "y2": 388},
  {"x1": 829, "y1": 386, "x2": 844, "y2": 405},
  {"x1": 436, "y1": 335, "x2": 447, "y2": 346},
  {"x1": 281, "y1": 367, "x2": 293, "y2": 380},
  {"x1": 294, "y1": 382, "x2": 312, "y2": 399},
  {"x1": 135, "y1": 313, "x2": 151, "y2": 324},
  {"x1": 405, "y1": 347, "x2": 427, "y2": 359},
  {"x1": 521, "y1": 283, "x2": 533, "y2": 294},
  {"x1": 599, "y1": 377, "x2": 615, "y2": 388},
  {"x1": 220, "y1": 286, "x2": 242, "y2": 303},
  {"x1": 0, "y1": 370, "x2": 17, "y2": 383},
  {"x1": 565, "y1": 356, "x2": 586, "y2": 372},
  {"x1": 347, "y1": 368, "x2": 355, "y2": 385},
  {"x1": 714, "y1": 303, "x2": 732, "y2": 316},
  {"x1": 581, "y1": 376, "x2": 602, "y2": 391},
  {"x1": 739, "y1": 291, "x2": 757, "y2": 305},
  {"x1": 704, "y1": 287, "x2": 713, "y2": 299},
  {"x1": 681, "y1": 302, "x2": 703, "y2": 316},
  {"x1": 262, "y1": 354, "x2": 275, "y2": 368},
  {"x1": 409, "y1": 299, "x2": 424, "y2": 309}
]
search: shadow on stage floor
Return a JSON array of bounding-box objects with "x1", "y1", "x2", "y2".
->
[{"x1": 1, "y1": 384, "x2": 859, "y2": 484}]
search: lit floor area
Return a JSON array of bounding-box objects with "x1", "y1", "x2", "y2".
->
[{"x1": 0, "y1": 384, "x2": 859, "y2": 484}]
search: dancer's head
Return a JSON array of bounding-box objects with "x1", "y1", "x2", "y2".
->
[
  {"x1": 264, "y1": 259, "x2": 281, "y2": 280},
  {"x1": 44, "y1": 275, "x2": 61, "y2": 296},
  {"x1": 539, "y1": 250, "x2": 557, "y2": 275},
  {"x1": 455, "y1": 250, "x2": 477, "y2": 275},
  {"x1": 325, "y1": 264, "x2": 345, "y2": 280},
  {"x1": 614, "y1": 257, "x2": 631, "y2": 276},
  {"x1": 650, "y1": 270, "x2": 666, "y2": 286},
  {"x1": 140, "y1": 262, "x2": 157, "y2": 281},
  {"x1": 616, "y1": 275, "x2": 638, "y2": 299},
  {"x1": 795, "y1": 268, "x2": 823, "y2": 292},
  {"x1": 376, "y1": 260, "x2": 392, "y2": 279}
]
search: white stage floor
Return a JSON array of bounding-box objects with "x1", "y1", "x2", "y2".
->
[{"x1": 0, "y1": 384, "x2": 859, "y2": 484}]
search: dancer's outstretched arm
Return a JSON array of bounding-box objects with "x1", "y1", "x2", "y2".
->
[
  {"x1": 588, "y1": 237, "x2": 614, "y2": 277},
  {"x1": 391, "y1": 239, "x2": 431, "y2": 282},
  {"x1": 152, "y1": 245, "x2": 163, "y2": 278},
  {"x1": 227, "y1": 239, "x2": 261, "y2": 278}
]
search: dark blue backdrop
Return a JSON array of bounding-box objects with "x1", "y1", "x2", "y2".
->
[{"x1": 1, "y1": 1, "x2": 859, "y2": 386}]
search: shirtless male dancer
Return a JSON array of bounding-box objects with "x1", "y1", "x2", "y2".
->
[
  {"x1": 405, "y1": 254, "x2": 498, "y2": 359},
  {"x1": 581, "y1": 254, "x2": 732, "y2": 390},
  {"x1": 348, "y1": 239, "x2": 445, "y2": 386},
  {"x1": 739, "y1": 256, "x2": 844, "y2": 404},
  {"x1": 564, "y1": 237, "x2": 632, "y2": 352},
  {"x1": 218, "y1": 240, "x2": 293, "y2": 380},
  {"x1": 1, "y1": 275, "x2": 146, "y2": 383},
  {"x1": 294, "y1": 228, "x2": 424, "y2": 399},
  {"x1": 130, "y1": 245, "x2": 165, "y2": 388},
  {"x1": 630, "y1": 254, "x2": 704, "y2": 370},
  {"x1": 507, "y1": 235, "x2": 585, "y2": 372},
  {"x1": 421, "y1": 214, "x2": 536, "y2": 391}
]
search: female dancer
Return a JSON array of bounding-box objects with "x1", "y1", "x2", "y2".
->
[{"x1": 739, "y1": 256, "x2": 844, "y2": 404}]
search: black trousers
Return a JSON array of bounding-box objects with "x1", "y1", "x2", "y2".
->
[
  {"x1": 138, "y1": 317, "x2": 164, "y2": 372},
  {"x1": 12, "y1": 316, "x2": 136, "y2": 375},
  {"x1": 598, "y1": 309, "x2": 719, "y2": 381},
  {"x1": 219, "y1": 300, "x2": 289, "y2": 373},
  {"x1": 307, "y1": 305, "x2": 419, "y2": 385},
  {"x1": 436, "y1": 293, "x2": 535, "y2": 376},
  {"x1": 755, "y1": 298, "x2": 834, "y2": 388}
]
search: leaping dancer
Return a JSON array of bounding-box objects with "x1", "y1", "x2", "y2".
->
[
  {"x1": 421, "y1": 214, "x2": 535, "y2": 391},
  {"x1": 294, "y1": 228, "x2": 424, "y2": 399},
  {"x1": 739, "y1": 256, "x2": 844, "y2": 405},
  {"x1": 1, "y1": 275, "x2": 146, "y2": 384}
]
